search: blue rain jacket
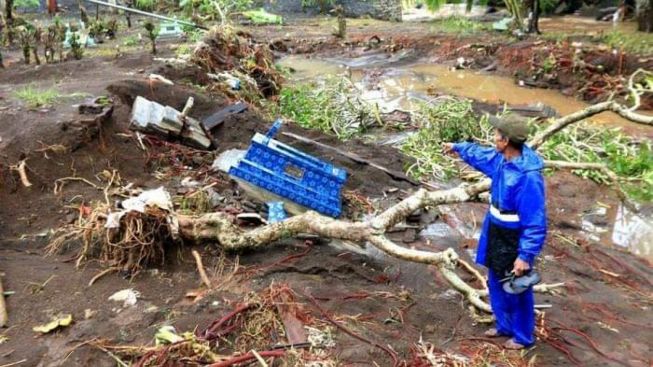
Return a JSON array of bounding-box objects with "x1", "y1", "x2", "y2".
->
[{"x1": 452, "y1": 142, "x2": 547, "y2": 267}]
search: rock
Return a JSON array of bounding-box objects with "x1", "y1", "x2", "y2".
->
[
  {"x1": 583, "y1": 206, "x2": 608, "y2": 226},
  {"x1": 207, "y1": 189, "x2": 224, "y2": 207}
]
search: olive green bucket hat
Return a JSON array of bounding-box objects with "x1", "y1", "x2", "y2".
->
[{"x1": 487, "y1": 114, "x2": 530, "y2": 144}]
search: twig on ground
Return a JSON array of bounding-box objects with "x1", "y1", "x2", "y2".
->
[
  {"x1": 10, "y1": 161, "x2": 32, "y2": 188},
  {"x1": 192, "y1": 250, "x2": 212, "y2": 288},
  {"x1": 54, "y1": 177, "x2": 99, "y2": 195},
  {"x1": 88, "y1": 268, "x2": 119, "y2": 287}
]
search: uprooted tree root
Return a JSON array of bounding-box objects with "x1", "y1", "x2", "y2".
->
[
  {"x1": 193, "y1": 26, "x2": 283, "y2": 98},
  {"x1": 47, "y1": 206, "x2": 178, "y2": 276}
]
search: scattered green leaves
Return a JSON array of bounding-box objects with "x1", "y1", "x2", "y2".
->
[
  {"x1": 279, "y1": 76, "x2": 380, "y2": 140},
  {"x1": 539, "y1": 122, "x2": 653, "y2": 201},
  {"x1": 400, "y1": 98, "x2": 492, "y2": 180},
  {"x1": 123, "y1": 35, "x2": 139, "y2": 46}
]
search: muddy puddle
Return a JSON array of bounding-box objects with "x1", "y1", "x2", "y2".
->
[
  {"x1": 611, "y1": 205, "x2": 653, "y2": 259},
  {"x1": 279, "y1": 55, "x2": 652, "y2": 135}
]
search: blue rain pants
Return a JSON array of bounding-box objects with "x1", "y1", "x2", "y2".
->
[{"x1": 488, "y1": 270, "x2": 535, "y2": 346}]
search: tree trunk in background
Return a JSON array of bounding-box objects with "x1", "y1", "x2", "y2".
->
[
  {"x1": 48, "y1": 0, "x2": 57, "y2": 15},
  {"x1": 527, "y1": 0, "x2": 541, "y2": 33},
  {"x1": 637, "y1": 0, "x2": 653, "y2": 32},
  {"x1": 5, "y1": 0, "x2": 12, "y2": 21},
  {"x1": 125, "y1": 0, "x2": 133, "y2": 28}
]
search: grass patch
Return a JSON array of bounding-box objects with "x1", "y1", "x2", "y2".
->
[
  {"x1": 598, "y1": 30, "x2": 653, "y2": 55},
  {"x1": 278, "y1": 76, "x2": 380, "y2": 140},
  {"x1": 13, "y1": 85, "x2": 61, "y2": 108},
  {"x1": 430, "y1": 16, "x2": 489, "y2": 34},
  {"x1": 123, "y1": 35, "x2": 140, "y2": 46}
]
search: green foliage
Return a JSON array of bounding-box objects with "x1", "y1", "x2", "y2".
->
[
  {"x1": 279, "y1": 77, "x2": 379, "y2": 140},
  {"x1": 397, "y1": 99, "x2": 651, "y2": 200},
  {"x1": 541, "y1": 53, "x2": 556, "y2": 73},
  {"x1": 13, "y1": 85, "x2": 61, "y2": 108},
  {"x1": 16, "y1": 24, "x2": 36, "y2": 64},
  {"x1": 143, "y1": 21, "x2": 159, "y2": 54},
  {"x1": 88, "y1": 20, "x2": 106, "y2": 39},
  {"x1": 400, "y1": 99, "x2": 492, "y2": 180},
  {"x1": 69, "y1": 25, "x2": 84, "y2": 60},
  {"x1": 422, "y1": 0, "x2": 446, "y2": 11},
  {"x1": 15, "y1": 0, "x2": 40, "y2": 8},
  {"x1": 180, "y1": 0, "x2": 254, "y2": 23},
  {"x1": 185, "y1": 29, "x2": 204, "y2": 43},
  {"x1": 135, "y1": 0, "x2": 156, "y2": 10},
  {"x1": 503, "y1": 0, "x2": 524, "y2": 28},
  {"x1": 176, "y1": 44, "x2": 193, "y2": 57},
  {"x1": 242, "y1": 8, "x2": 283, "y2": 25},
  {"x1": 540, "y1": 0, "x2": 558, "y2": 13},
  {"x1": 539, "y1": 123, "x2": 653, "y2": 201}
]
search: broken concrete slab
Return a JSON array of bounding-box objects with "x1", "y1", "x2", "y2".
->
[
  {"x1": 181, "y1": 117, "x2": 212, "y2": 149},
  {"x1": 129, "y1": 96, "x2": 211, "y2": 149}
]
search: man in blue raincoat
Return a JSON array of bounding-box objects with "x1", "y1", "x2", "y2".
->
[{"x1": 443, "y1": 115, "x2": 547, "y2": 350}]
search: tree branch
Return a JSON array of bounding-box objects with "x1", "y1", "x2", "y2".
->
[{"x1": 530, "y1": 101, "x2": 653, "y2": 150}]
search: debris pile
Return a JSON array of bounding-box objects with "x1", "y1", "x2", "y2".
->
[
  {"x1": 47, "y1": 188, "x2": 180, "y2": 276},
  {"x1": 193, "y1": 26, "x2": 283, "y2": 98},
  {"x1": 93, "y1": 284, "x2": 339, "y2": 366}
]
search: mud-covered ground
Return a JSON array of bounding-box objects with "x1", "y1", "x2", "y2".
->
[{"x1": 0, "y1": 13, "x2": 652, "y2": 367}]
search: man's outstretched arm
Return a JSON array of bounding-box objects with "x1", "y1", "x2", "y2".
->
[{"x1": 443, "y1": 142, "x2": 502, "y2": 177}]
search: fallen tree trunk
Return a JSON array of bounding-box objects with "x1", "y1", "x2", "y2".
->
[
  {"x1": 174, "y1": 96, "x2": 652, "y2": 313},
  {"x1": 173, "y1": 93, "x2": 652, "y2": 312}
]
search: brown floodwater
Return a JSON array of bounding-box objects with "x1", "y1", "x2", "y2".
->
[{"x1": 279, "y1": 55, "x2": 652, "y2": 136}]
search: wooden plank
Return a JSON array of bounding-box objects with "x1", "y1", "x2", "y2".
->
[
  {"x1": 281, "y1": 132, "x2": 419, "y2": 186},
  {"x1": 274, "y1": 291, "x2": 307, "y2": 345},
  {"x1": 202, "y1": 102, "x2": 248, "y2": 131}
]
